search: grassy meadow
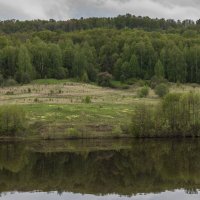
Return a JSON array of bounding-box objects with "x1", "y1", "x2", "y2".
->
[{"x1": 0, "y1": 79, "x2": 199, "y2": 139}]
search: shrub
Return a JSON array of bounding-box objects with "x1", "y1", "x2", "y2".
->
[
  {"x1": 128, "y1": 92, "x2": 200, "y2": 138},
  {"x1": 82, "y1": 96, "x2": 92, "y2": 104},
  {"x1": 5, "y1": 91, "x2": 14, "y2": 95},
  {"x1": 125, "y1": 78, "x2": 138, "y2": 85},
  {"x1": 150, "y1": 76, "x2": 167, "y2": 89},
  {"x1": 21, "y1": 73, "x2": 31, "y2": 84},
  {"x1": 97, "y1": 72, "x2": 112, "y2": 87},
  {"x1": 54, "y1": 67, "x2": 68, "y2": 79},
  {"x1": 138, "y1": 86, "x2": 149, "y2": 98},
  {"x1": 15, "y1": 72, "x2": 31, "y2": 84},
  {"x1": 110, "y1": 81, "x2": 129, "y2": 89},
  {"x1": 137, "y1": 80, "x2": 146, "y2": 87},
  {"x1": 162, "y1": 92, "x2": 200, "y2": 134},
  {"x1": 67, "y1": 128, "x2": 80, "y2": 139},
  {"x1": 48, "y1": 90, "x2": 54, "y2": 96},
  {"x1": 81, "y1": 71, "x2": 89, "y2": 83},
  {"x1": 176, "y1": 81, "x2": 181, "y2": 87},
  {"x1": 28, "y1": 88, "x2": 31, "y2": 93},
  {"x1": 0, "y1": 105, "x2": 27, "y2": 136},
  {"x1": 4, "y1": 79, "x2": 17, "y2": 87},
  {"x1": 155, "y1": 83, "x2": 169, "y2": 97},
  {"x1": 34, "y1": 98, "x2": 39, "y2": 103},
  {"x1": 131, "y1": 104, "x2": 155, "y2": 137}
]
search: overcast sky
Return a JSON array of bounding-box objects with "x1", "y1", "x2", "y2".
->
[{"x1": 0, "y1": 0, "x2": 199, "y2": 21}]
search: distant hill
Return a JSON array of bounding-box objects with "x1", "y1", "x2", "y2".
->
[{"x1": 0, "y1": 14, "x2": 199, "y2": 34}]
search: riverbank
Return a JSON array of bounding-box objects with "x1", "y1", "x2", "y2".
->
[{"x1": 0, "y1": 79, "x2": 200, "y2": 139}]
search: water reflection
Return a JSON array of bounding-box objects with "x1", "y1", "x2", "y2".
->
[{"x1": 0, "y1": 139, "x2": 200, "y2": 199}]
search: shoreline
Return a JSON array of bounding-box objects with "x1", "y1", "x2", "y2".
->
[{"x1": 1, "y1": 134, "x2": 200, "y2": 141}]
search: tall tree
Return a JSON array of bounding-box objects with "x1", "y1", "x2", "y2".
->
[
  {"x1": 48, "y1": 44, "x2": 63, "y2": 78},
  {"x1": 129, "y1": 54, "x2": 140, "y2": 78},
  {"x1": 16, "y1": 45, "x2": 35, "y2": 83},
  {"x1": 72, "y1": 45, "x2": 87, "y2": 79},
  {"x1": 154, "y1": 60, "x2": 164, "y2": 78},
  {"x1": 0, "y1": 46, "x2": 18, "y2": 78},
  {"x1": 30, "y1": 38, "x2": 49, "y2": 78}
]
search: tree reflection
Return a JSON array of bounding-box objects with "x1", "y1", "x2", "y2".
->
[{"x1": 0, "y1": 139, "x2": 200, "y2": 195}]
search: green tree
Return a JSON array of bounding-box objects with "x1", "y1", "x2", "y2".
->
[
  {"x1": 29, "y1": 38, "x2": 49, "y2": 78},
  {"x1": 154, "y1": 60, "x2": 164, "y2": 78},
  {"x1": 72, "y1": 45, "x2": 87, "y2": 79},
  {"x1": 120, "y1": 62, "x2": 131, "y2": 81},
  {"x1": 167, "y1": 46, "x2": 187, "y2": 83},
  {"x1": 130, "y1": 54, "x2": 140, "y2": 78},
  {"x1": 16, "y1": 45, "x2": 35, "y2": 83},
  {"x1": 0, "y1": 46, "x2": 18, "y2": 78},
  {"x1": 62, "y1": 40, "x2": 75, "y2": 76},
  {"x1": 82, "y1": 42, "x2": 98, "y2": 82},
  {"x1": 184, "y1": 46, "x2": 200, "y2": 83},
  {"x1": 114, "y1": 58, "x2": 123, "y2": 80},
  {"x1": 48, "y1": 44, "x2": 63, "y2": 78}
]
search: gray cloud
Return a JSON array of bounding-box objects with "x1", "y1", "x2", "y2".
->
[
  {"x1": 0, "y1": 2, "x2": 30, "y2": 19},
  {"x1": 0, "y1": 0, "x2": 199, "y2": 21}
]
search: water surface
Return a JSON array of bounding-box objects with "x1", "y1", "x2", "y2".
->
[{"x1": 0, "y1": 139, "x2": 200, "y2": 199}]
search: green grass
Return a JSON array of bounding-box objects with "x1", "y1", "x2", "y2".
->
[
  {"x1": 24, "y1": 103, "x2": 134, "y2": 126},
  {"x1": 2, "y1": 79, "x2": 196, "y2": 139},
  {"x1": 31, "y1": 78, "x2": 76, "y2": 85},
  {"x1": 20, "y1": 103, "x2": 134, "y2": 139},
  {"x1": 110, "y1": 80, "x2": 130, "y2": 89}
]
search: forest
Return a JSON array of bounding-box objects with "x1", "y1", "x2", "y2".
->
[{"x1": 1, "y1": 14, "x2": 200, "y2": 85}]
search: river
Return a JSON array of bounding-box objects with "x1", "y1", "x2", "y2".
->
[{"x1": 0, "y1": 139, "x2": 200, "y2": 199}]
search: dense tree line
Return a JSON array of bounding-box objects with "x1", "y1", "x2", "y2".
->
[
  {"x1": 1, "y1": 21, "x2": 200, "y2": 84},
  {"x1": 0, "y1": 14, "x2": 199, "y2": 34}
]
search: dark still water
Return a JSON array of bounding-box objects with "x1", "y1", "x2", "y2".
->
[{"x1": 0, "y1": 139, "x2": 200, "y2": 199}]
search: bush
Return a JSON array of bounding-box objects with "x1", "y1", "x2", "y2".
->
[
  {"x1": 110, "y1": 81, "x2": 129, "y2": 89},
  {"x1": 81, "y1": 71, "x2": 89, "y2": 83},
  {"x1": 0, "y1": 105, "x2": 27, "y2": 136},
  {"x1": 34, "y1": 98, "x2": 39, "y2": 103},
  {"x1": 5, "y1": 91, "x2": 14, "y2": 95},
  {"x1": 82, "y1": 96, "x2": 92, "y2": 104},
  {"x1": 15, "y1": 72, "x2": 31, "y2": 84},
  {"x1": 54, "y1": 67, "x2": 68, "y2": 79},
  {"x1": 138, "y1": 86, "x2": 149, "y2": 98},
  {"x1": 137, "y1": 80, "x2": 146, "y2": 87},
  {"x1": 4, "y1": 79, "x2": 17, "y2": 87},
  {"x1": 21, "y1": 73, "x2": 31, "y2": 84},
  {"x1": 150, "y1": 76, "x2": 167, "y2": 89},
  {"x1": 155, "y1": 83, "x2": 169, "y2": 97},
  {"x1": 67, "y1": 128, "x2": 80, "y2": 139},
  {"x1": 97, "y1": 72, "x2": 112, "y2": 87},
  {"x1": 128, "y1": 92, "x2": 200, "y2": 138},
  {"x1": 131, "y1": 104, "x2": 155, "y2": 137},
  {"x1": 125, "y1": 78, "x2": 138, "y2": 85},
  {"x1": 28, "y1": 88, "x2": 31, "y2": 93}
]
